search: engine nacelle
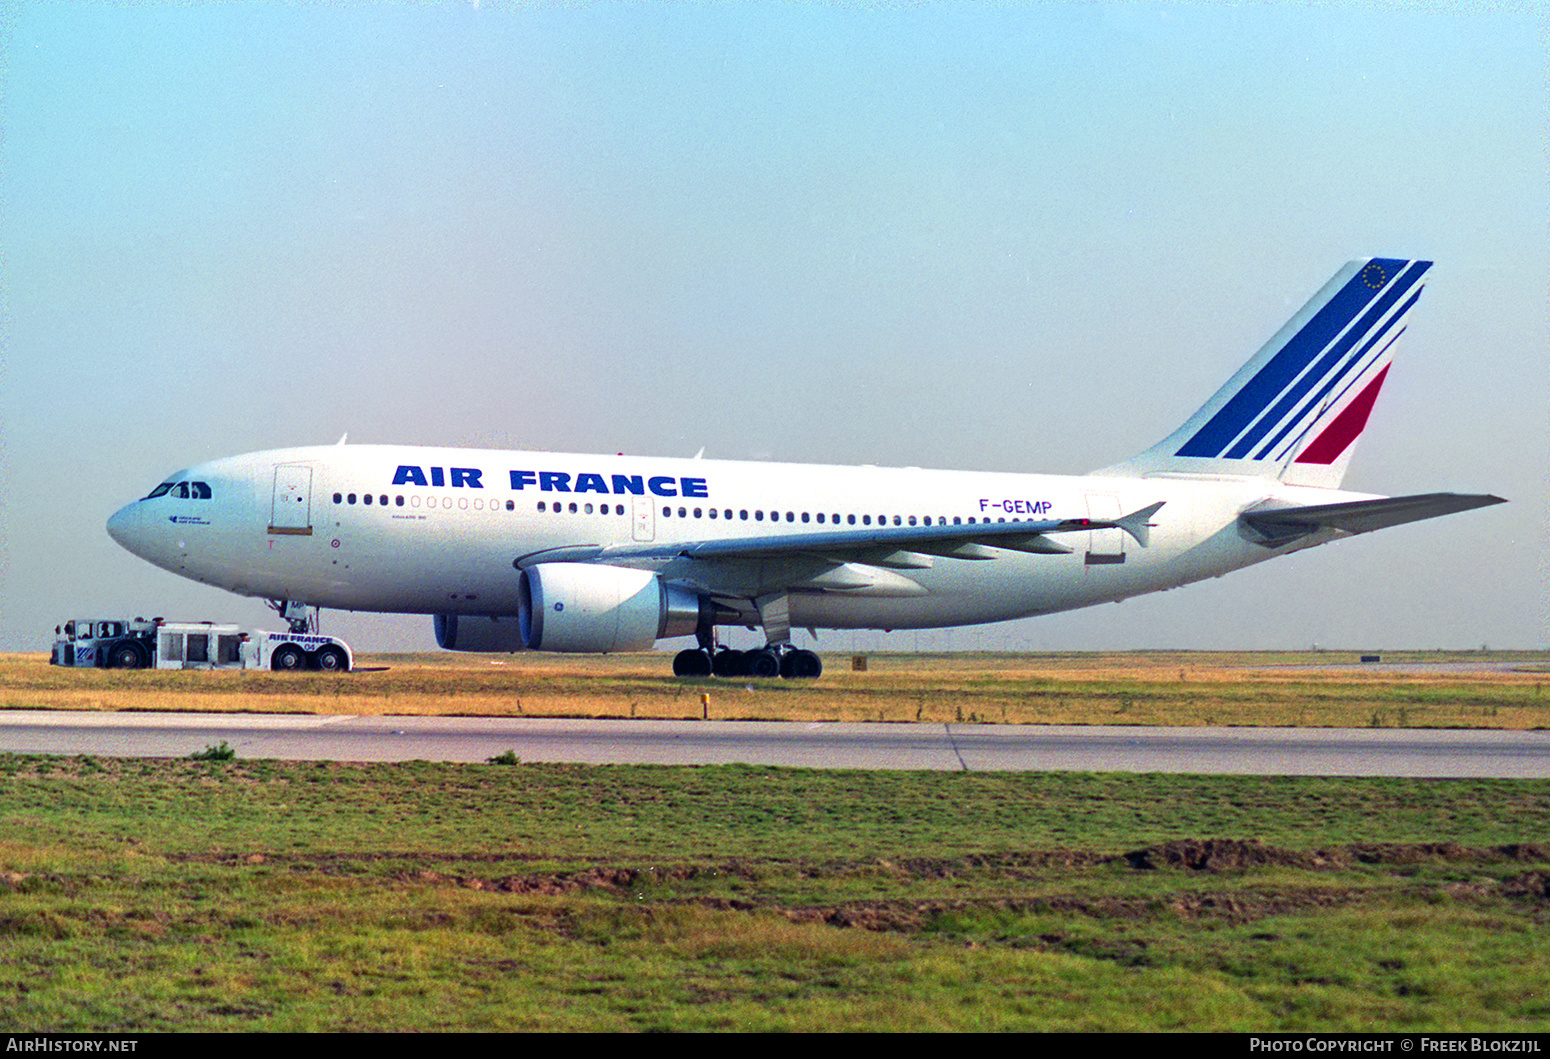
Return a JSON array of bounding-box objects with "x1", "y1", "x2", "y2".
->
[
  {"x1": 433, "y1": 613, "x2": 527, "y2": 653},
  {"x1": 518, "y1": 563, "x2": 703, "y2": 653}
]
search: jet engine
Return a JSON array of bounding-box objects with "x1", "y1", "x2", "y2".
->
[
  {"x1": 433, "y1": 613, "x2": 527, "y2": 653},
  {"x1": 518, "y1": 563, "x2": 704, "y2": 652}
]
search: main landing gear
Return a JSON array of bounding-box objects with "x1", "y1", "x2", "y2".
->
[
  {"x1": 672, "y1": 591, "x2": 821, "y2": 679},
  {"x1": 673, "y1": 596, "x2": 821, "y2": 679},
  {"x1": 672, "y1": 644, "x2": 823, "y2": 680}
]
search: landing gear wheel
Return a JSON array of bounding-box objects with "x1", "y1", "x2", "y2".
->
[
  {"x1": 110, "y1": 642, "x2": 147, "y2": 670},
  {"x1": 672, "y1": 648, "x2": 713, "y2": 677},
  {"x1": 747, "y1": 648, "x2": 783, "y2": 679},
  {"x1": 712, "y1": 649, "x2": 746, "y2": 678},
  {"x1": 271, "y1": 644, "x2": 308, "y2": 672},
  {"x1": 313, "y1": 645, "x2": 350, "y2": 673},
  {"x1": 783, "y1": 649, "x2": 822, "y2": 679}
]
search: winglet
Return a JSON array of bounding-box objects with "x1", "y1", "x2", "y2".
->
[{"x1": 1115, "y1": 501, "x2": 1164, "y2": 547}]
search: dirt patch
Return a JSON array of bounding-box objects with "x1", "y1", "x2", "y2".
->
[
  {"x1": 490, "y1": 864, "x2": 703, "y2": 895},
  {"x1": 385, "y1": 862, "x2": 760, "y2": 897},
  {"x1": 0, "y1": 870, "x2": 80, "y2": 894},
  {"x1": 1122, "y1": 838, "x2": 1331, "y2": 872},
  {"x1": 889, "y1": 849, "x2": 1112, "y2": 876},
  {"x1": 1502, "y1": 871, "x2": 1550, "y2": 899},
  {"x1": 1121, "y1": 839, "x2": 1550, "y2": 873},
  {"x1": 133, "y1": 839, "x2": 1550, "y2": 941},
  {"x1": 1345, "y1": 841, "x2": 1550, "y2": 866},
  {"x1": 169, "y1": 839, "x2": 1550, "y2": 890},
  {"x1": 779, "y1": 885, "x2": 1373, "y2": 933},
  {"x1": 14, "y1": 839, "x2": 1547, "y2": 949}
]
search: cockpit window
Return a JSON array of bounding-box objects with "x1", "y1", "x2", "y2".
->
[{"x1": 143, "y1": 479, "x2": 212, "y2": 500}]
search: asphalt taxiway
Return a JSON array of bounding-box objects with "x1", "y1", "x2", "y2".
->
[{"x1": 2, "y1": 711, "x2": 1547, "y2": 777}]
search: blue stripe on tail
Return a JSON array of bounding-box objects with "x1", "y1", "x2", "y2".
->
[{"x1": 1175, "y1": 258, "x2": 1420, "y2": 459}]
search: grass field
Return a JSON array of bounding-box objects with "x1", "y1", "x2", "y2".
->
[
  {"x1": 3, "y1": 650, "x2": 1548, "y2": 1031},
  {"x1": 5, "y1": 648, "x2": 1549, "y2": 728},
  {"x1": 2, "y1": 756, "x2": 1548, "y2": 1031}
]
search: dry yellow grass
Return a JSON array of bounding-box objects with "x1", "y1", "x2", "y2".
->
[{"x1": 4, "y1": 649, "x2": 1548, "y2": 729}]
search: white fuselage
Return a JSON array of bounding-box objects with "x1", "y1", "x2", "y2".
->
[{"x1": 106, "y1": 444, "x2": 1355, "y2": 633}]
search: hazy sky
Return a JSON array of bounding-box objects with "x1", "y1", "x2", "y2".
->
[{"x1": 3, "y1": 1, "x2": 1545, "y2": 654}]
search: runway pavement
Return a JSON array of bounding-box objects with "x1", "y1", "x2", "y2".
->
[{"x1": 2, "y1": 710, "x2": 1548, "y2": 776}]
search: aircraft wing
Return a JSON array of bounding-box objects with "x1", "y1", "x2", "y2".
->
[
  {"x1": 516, "y1": 502, "x2": 1165, "y2": 569},
  {"x1": 1239, "y1": 492, "x2": 1505, "y2": 547}
]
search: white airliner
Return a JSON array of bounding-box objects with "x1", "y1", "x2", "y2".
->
[{"x1": 107, "y1": 259, "x2": 1502, "y2": 678}]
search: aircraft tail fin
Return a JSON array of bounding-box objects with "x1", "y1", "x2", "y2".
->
[{"x1": 1099, "y1": 259, "x2": 1432, "y2": 489}]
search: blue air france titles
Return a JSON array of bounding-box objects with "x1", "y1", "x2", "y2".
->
[
  {"x1": 391, "y1": 465, "x2": 709, "y2": 498},
  {"x1": 391, "y1": 464, "x2": 1062, "y2": 515}
]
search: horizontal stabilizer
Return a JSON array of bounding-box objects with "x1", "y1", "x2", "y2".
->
[{"x1": 1239, "y1": 492, "x2": 1505, "y2": 547}]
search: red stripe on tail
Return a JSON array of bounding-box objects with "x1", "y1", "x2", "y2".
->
[{"x1": 1294, "y1": 365, "x2": 1390, "y2": 465}]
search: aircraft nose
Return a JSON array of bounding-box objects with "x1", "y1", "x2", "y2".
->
[
  {"x1": 106, "y1": 502, "x2": 134, "y2": 549},
  {"x1": 107, "y1": 500, "x2": 157, "y2": 561}
]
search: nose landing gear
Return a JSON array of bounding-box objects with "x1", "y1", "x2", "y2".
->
[{"x1": 269, "y1": 600, "x2": 316, "y2": 635}]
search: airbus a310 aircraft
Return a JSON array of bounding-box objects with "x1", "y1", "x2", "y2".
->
[{"x1": 108, "y1": 259, "x2": 1502, "y2": 678}]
